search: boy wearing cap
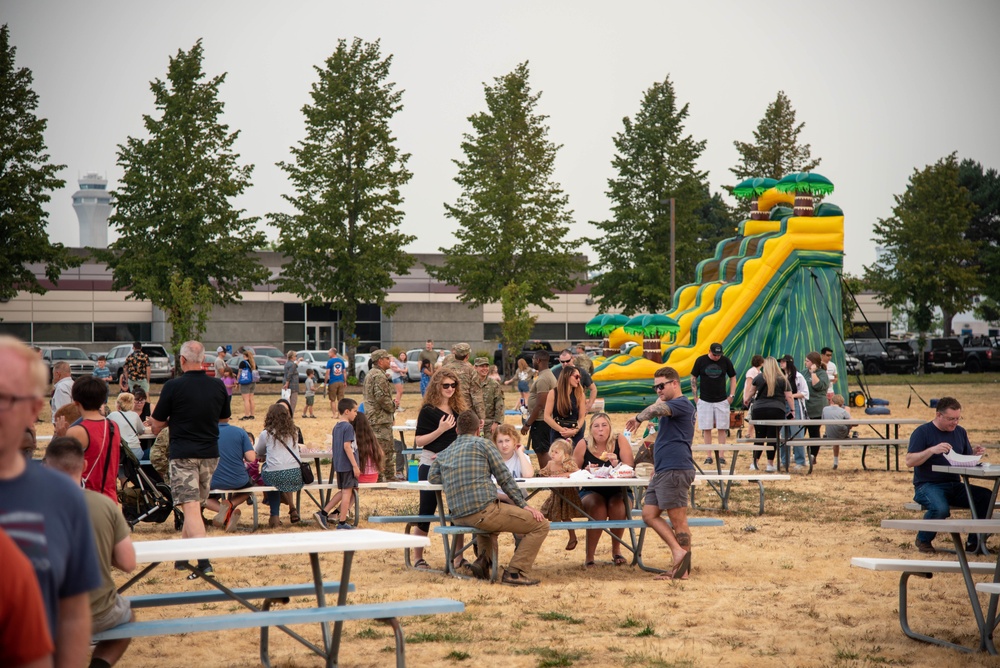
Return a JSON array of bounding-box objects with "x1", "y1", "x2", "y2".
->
[
  {"x1": 690, "y1": 342, "x2": 737, "y2": 467},
  {"x1": 475, "y1": 356, "x2": 505, "y2": 436}
]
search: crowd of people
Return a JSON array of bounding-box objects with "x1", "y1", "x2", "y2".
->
[{"x1": 1, "y1": 332, "x2": 986, "y2": 665}]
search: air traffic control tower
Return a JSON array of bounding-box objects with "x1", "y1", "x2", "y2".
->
[{"x1": 72, "y1": 173, "x2": 112, "y2": 248}]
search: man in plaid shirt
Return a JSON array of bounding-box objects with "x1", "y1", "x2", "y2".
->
[{"x1": 430, "y1": 411, "x2": 549, "y2": 585}]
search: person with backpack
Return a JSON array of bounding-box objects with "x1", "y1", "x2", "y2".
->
[{"x1": 237, "y1": 348, "x2": 257, "y2": 420}]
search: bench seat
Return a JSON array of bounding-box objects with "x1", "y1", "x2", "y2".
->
[
  {"x1": 126, "y1": 582, "x2": 352, "y2": 609},
  {"x1": 692, "y1": 474, "x2": 789, "y2": 515},
  {"x1": 210, "y1": 482, "x2": 377, "y2": 531},
  {"x1": 93, "y1": 597, "x2": 464, "y2": 668}
]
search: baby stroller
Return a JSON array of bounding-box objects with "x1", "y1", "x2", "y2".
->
[{"x1": 118, "y1": 443, "x2": 182, "y2": 530}]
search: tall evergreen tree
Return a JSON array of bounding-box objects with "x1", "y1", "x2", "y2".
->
[
  {"x1": 271, "y1": 38, "x2": 414, "y2": 367},
  {"x1": 590, "y1": 76, "x2": 709, "y2": 314},
  {"x1": 0, "y1": 24, "x2": 79, "y2": 301},
  {"x1": 863, "y1": 153, "x2": 979, "y2": 341},
  {"x1": 958, "y1": 159, "x2": 1000, "y2": 323},
  {"x1": 427, "y1": 62, "x2": 578, "y2": 372},
  {"x1": 100, "y1": 40, "x2": 268, "y2": 358},
  {"x1": 728, "y1": 91, "x2": 821, "y2": 218}
]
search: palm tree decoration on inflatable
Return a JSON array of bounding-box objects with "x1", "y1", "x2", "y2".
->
[
  {"x1": 585, "y1": 313, "x2": 630, "y2": 357},
  {"x1": 732, "y1": 177, "x2": 778, "y2": 221},
  {"x1": 775, "y1": 172, "x2": 834, "y2": 217},
  {"x1": 622, "y1": 314, "x2": 680, "y2": 363}
]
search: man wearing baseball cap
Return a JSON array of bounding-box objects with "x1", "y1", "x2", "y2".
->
[
  {"x1": 690, "y1": 342, "x2": 737, "y2": 468},
  {"x1": 214, "y1": 346, "x2": 228, "y2": 378},
  {"x1": 364, "y1": 349, "x2": 398, "y2": 480},
  {"x1": 474, "y1": 357, "x2": 505, "y2": 436}
]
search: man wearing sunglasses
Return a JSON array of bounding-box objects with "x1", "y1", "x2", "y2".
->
[
  {"x1": 553, "y1": 349, "x2": 598, "y2": 412},
  {"x1": 626, "y1": 366, "x2": 696, "y2": 580}
]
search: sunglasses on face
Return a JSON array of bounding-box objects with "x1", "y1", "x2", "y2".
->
[
  {"x1": 441, "y1": 382, "x2": 457, "y2": 389},
  {"x1": 652, "y1": 380, "x2": 675, "y2": 391}
]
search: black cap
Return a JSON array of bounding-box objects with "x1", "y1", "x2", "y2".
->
[{"x1": 709, "y1": 343, "x2": 723, "y2": 355}]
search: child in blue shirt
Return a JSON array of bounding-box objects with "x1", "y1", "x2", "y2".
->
[{"x1": 314, "y1": 398, "x2": 360, "y2": 530}]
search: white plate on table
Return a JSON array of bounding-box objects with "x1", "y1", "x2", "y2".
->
[{"x1": 945, "y1": 452, "x2": 983, "y2": 467}]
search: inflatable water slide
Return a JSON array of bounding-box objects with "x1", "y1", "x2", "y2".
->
[{"x1": 593, "y1": 174, "x2": 847, "y2": 412}]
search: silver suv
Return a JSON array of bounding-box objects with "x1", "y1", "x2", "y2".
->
[
  {"x1": 106, "y1": 344, "x2": 173, "y2": 383},
  {"x1": 41, "y1": 347, "x2": 96, "y2": 380}
]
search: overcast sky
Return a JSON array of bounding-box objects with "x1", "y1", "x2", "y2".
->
[{"x1": 6, "y1": 0, "x2": 999, "y2": 277}]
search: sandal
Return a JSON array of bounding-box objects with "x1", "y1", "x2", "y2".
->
[
  {"x1": 613, "y1": 554, "x2": 627, "y2": 566},
  {"x1": 654, "y1": 550, "x2": 691, "y2": 581},
  {"x1": 413, "y1": 558, "x2": 432, "y2": 571},
  {"x1": 289, "y1": 509, "x2": 300, "y2": 524},
  {"x1": 585, "y1": 561, "x2": 596, "y2": 569},
  {"x1": 452, "y1": 558, "x2": 470, "y2": 571},
  {"x1": 565, "y1": 536, "x2": 578, "y2": 551}
]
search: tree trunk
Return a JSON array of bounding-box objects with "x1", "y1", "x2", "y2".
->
[{"x1": 941, "y1": 311, "x2": 954, "y2": 337}]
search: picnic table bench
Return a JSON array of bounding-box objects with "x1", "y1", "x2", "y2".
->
[{"x1": 210, "y1": 482, "x2": 392, "y2": 531}]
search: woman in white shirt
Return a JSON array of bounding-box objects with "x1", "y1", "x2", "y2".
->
[
  {"x1": 389, "y1": 352, "x2": 407, "y2": 408},
  {"x1": 109, "y1": 392, "x2": 145, "y2": 459},
  {"x1": 254, "y1": 403, "x2": 304, "y2": 528}
]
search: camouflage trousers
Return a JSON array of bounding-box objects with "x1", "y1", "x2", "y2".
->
[{"x1": 372, "y1": 423, "x2": 395, "y2": 481}]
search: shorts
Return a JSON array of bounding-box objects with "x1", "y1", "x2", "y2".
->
[
  {"x1": 239, "y1": 382, "x2": 256, "y2": 395},
  {"x1": 580, "y1": 487, "x2": 626, "y2": 502},
  {"x1": 644, "y1": 469, "x2": 696, "y2": 510},
  {"x1": 517, "y1": 380, "x2": 530, "y2": 393},
  {"x1": 697, "y1": 399, "x2": 730, "y2": 430},
  {"x1": 529, "y1": 420, "x2": 552, "y2": 455},
  {"x1": 127, "y1": 378, "x2": 150, "y2": 395},
  {"x1": 328, "y1": 382, "x2": 345, "y2": 402},
  {"x1": 336, "y1": 470, "x2": 359, "y2": 490},
  {"x1": 305, "y1": 395, "x2": 315, "y2": 406},
  {"x1": 391, "y1": 376, "x2": 404, "y2": 385},
  {"x1": 357, "y1": 472, "x2": 378, "y2": 484},
  {"x1": 91, "y1": 592, "x2": 132, "y2": 633},
  {"x1": 169, "y1": 457, "x2": 219, "y2": 505}
]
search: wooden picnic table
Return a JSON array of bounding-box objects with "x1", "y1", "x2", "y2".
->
[
  {"x1": 116, "y1": 529, "x2": 436, "y2": 667},
  {"x1": 880, "y1": 518, "x2": 1000, "y2": 655},
  {"x1": 750, "y1": 417, "x2": 924, "y2": 472}
]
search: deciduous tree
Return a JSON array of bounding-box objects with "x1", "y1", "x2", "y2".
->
[
  {"x1": 426, "y1": 62, "x2": 578, "y2": 373},
  {"x1": 100, "y1": 40, "x2": 267, "y2": 360},
  {"x1": 271, "y1": 39, "x2": 414, "y2": 371},
  {"x1": 958, "y1": 159, "x2": 1000, "y2": 323},
  {"x1": 590, "y1": 75, "x2": 709, "y2": 313},
  {"x1": 863, "y1": 153, "x2": 979, "y2": 344},
  {"x1": 0, "y1": 24, "x2": 79, "y2": 301}
]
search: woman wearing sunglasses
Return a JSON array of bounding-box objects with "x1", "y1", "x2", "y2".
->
[
  {"x1": 411, "y1": 368, "x2": 469, "y2": 571},
  {"x1": 543, "y1": 365, "x2": 587, "y2": 447}
]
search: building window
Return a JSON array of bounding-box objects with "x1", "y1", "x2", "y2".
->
[
  {"x1": 566, "y1": 323, "x2": 591, "y2": 341},
  {"x1": 283, "y1": 303, "x2": 305, "y2": 321},
  {"x1": 33, "y1": 323, "x2": 93, "y2": 343},
  {"x1": 94, "y1": 323, "x2": 152, "y2": 342},
  {"x1": 530, "y1": 323, "x2": 567, "y2": 340},
  {"x1": 0, "y1": 323, "x2": 31, "y2": 340}
]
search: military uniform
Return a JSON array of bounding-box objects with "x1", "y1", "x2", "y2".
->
[
  {"x1": 478, "y1": 375, "x2": 505, "y2": 434},
  {"x1": 364, "y1": 350, "x2": 397, "y2": 480},
  {"x1": 444, "y1": 344, "x2": 485, "y2": 420}
]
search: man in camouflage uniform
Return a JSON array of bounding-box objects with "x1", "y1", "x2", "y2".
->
[
  {"x1": 474, "y1": 356, "x2": 505, "y2": 436},
  {"x1": 364, "y1": 349, "x2": 398, "y2": 481},
  {"x1": 444, "y1": 343, "x2": 486, "y2": 426}
]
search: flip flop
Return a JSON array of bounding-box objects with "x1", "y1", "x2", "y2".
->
[
  {"x1": 413, "y1": 558, "x2": 432, "y2": 571},
  {"x1": 565, "y1": 536, "x2": 578, "y2": 551},
  {"x1": 452, "y1": 558, "x2": 471, "y2": 571},
  {"x1": 662, "y1": 551, "x2": 691, "y2": 580},
  {"x1": 613, "y1": 554, "x2": 627, "y2": 566}
]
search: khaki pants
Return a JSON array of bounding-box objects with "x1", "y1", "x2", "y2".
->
[{"x1": 454, "y1": 500, "x2": 550, "y2": 577}]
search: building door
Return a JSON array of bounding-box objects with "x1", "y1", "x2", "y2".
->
[{"x1": 306, "y1": 324, "x2": 335, "y2": 351}]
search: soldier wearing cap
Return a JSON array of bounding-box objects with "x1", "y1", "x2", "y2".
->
[
  {"x1": 364, "y1": 349, "x2": 398, "y2": 480},
  {"x1": 444, "y1": 343, "x2": 486, "y2": 426},
  {"x1": 474, "y1": 356, "x2": 505, "y2": 436}
]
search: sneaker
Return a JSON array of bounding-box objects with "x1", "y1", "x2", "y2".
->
[
  {"x1": 336, "y1": 521, "x2": 355, "y2": 530},
  {"x1": 792, "y1": 464, "x2": 805, "y2": 473},
  {"x1": 765, "y1": 464, "x2": 776, "y2": 473},
  {"x1": 314, "y1": 511, "x2": 330, "y2": 530},
  {"x1": 915, "y1": 539, "x2": 936, "y2": 554},
  {"x1": 810, "y1": 455, "x2": 817, "y2": 466},
  {"x1": 749, "y1": 461, "x2": 759, "y2": 471},
  {"x1": 832, "y1": 463, "x2": 839, "y2": 470},
  {"x1": 501, "y1": 570, "x2": 539, "y2": 586},
  {"x1": 704, "y1": 457, "x2": 714, "y2": 465},
  {"x1": 966, "y1": 536, "x2": 980, "y2": 553},
  {"x1": 225, "y1": 508, "x2": 242, "y2": 533}
]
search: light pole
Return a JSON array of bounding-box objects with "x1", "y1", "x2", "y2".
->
[{"x1": 659, "y1": 198, "x2": 676, "y2": 297}]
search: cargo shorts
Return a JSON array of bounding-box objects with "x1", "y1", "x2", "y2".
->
[{"x1": 169, "y1": 457, "x2": 219, "y2": 505}]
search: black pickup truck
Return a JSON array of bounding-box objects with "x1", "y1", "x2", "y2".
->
[
  {"x1": 922, "y1": 337, "x2": 966, "y2": 374},
  {"x1": 494, "y1": 340, "x2": 562, "y2": 369},
  {"x1": 961, "y1": 335, "x2": 1000, "y2": 373}
]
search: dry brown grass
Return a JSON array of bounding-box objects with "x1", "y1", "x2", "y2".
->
[{"x1": 35, "y1": 382, "x2": 1000, "y2": 667}]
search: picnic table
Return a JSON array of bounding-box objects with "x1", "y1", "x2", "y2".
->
[
  {"x1": 876, "y1": 518, "x2": 1000, "y2": 654},
  {"x1": 103, "y1": 529, "x2": 462, "y2": 667},
  {"x1": 930, "y1": 464, "x2": 1000, "y2": 556},
  {"x1": 749, "y1": 417, "x2": 924, "y2": 472}
]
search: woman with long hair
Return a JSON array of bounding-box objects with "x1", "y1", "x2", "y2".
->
[
  {"x1": 544, "y1": 364, "x2": 587, "y2": 446},
  {"x1": 353, "y1": 412, "x2": 384, "y2": 484},
  {"x1": 573, "y1": 412, "x2": 636, "y2": 566},
  {"x1": 779, "y1": 355, "x2": 810, "y2": 470},
  {"x1": 745, "y1": 357, "x2": 793, "y2": 472},
  {"x1": 804, "y1": 351, "x2": 830, "y2": 465},
  {"x1": 238, "y1": 349, "x2": 257, "y2": 420},
  {"x1": 411, "y1": 369, "x2": 469, "y2": 571},
  {"x1": 254, "y1": 403, "x2": 303, "y2": 527},
  {"x1": 504, "y1": 357, "x2": 534, "y2": 406}
]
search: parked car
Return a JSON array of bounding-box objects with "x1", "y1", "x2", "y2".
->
[
  {"x1": 492, "y1": 340, "x2": 561, "y2": 369},
  {"x1": 405, "y1": 348, "x2": 448, "y2": 381},
  {"x1": 41, "y1": 347, "x2": 96, "y2": 380},
  {"x1": 88, "y1": 351, "x2": 108, "y2": 362},
  {"x1": 844, "y1": 353, "x2": 860, "y2": 375},
  {"x1": 226, "y1": 354, "x2": 283, "y2": 383},
  {"x1": 355, "y1": 353, "x2": 372, "y2": 383},
  {"x1": 961, "y1": 335, "x2": 1000, "y2": 373},
  {"x1": 105, "y1": 343, "x2": 173, "y2": 383},
  {"x1": 296, "y1": 350, "x2": 332, "y2": 382},
  {"x1": 922, "y1": 337, "x2": 966, "y2": 374},
  {"x1": 244, "y1": 345, "x2": 284, "y2": 361},
  {"x1": 844, "y1": 339, "x2": 918, "y2": 375},
  {"x1": 201, "y1": 352, "x2": 217, "y2": 377}
]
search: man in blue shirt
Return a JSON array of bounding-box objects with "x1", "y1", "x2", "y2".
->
[
  {"x1": 324, "y1": 348, "x2": 347, "y2": 417},
  {"x1": 626, "y1": 366, "x2": 696, "y2": 581},
  {"x1": 906, "y1": 396, "x2": 990, "y2": 554}
]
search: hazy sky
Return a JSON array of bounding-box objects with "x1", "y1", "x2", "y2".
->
[{"x1": 6, "y1": 0, "x2": 999, "y2": 276}]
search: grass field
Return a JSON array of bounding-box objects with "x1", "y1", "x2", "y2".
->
[{"x1": 34, "y1": 380, "x2": 1000, "y2": 667}]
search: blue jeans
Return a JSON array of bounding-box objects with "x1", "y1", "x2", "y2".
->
[
  {"x1": 780, "y1": 400, "x2": 807, "y2": 467},
  {"x1": 913, "y1": 481, "x2": 992, "y2": 544}
]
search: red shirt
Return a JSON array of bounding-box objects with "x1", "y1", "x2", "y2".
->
[
  {"x1": 0, "y1": 527, "x2": 54, "y2": 666},
  {"x1": 79, "y1": 418, "x2": 121, "y2": 502}
]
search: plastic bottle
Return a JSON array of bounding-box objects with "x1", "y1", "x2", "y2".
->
[{"x1": 407, "y1": 457, "x2": 419, "y2": 482}]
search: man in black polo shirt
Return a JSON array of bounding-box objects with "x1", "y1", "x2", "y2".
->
[{"x1": 150, "y1": 340, "x2": 230, "y2": 577}]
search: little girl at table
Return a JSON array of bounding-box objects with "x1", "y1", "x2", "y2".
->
[{"x1": 537, "y1": 439, "x2": 582, "y2": 552}]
